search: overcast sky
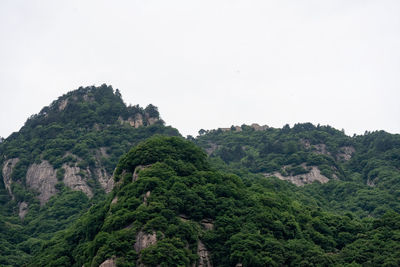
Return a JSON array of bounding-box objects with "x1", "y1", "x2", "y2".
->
[{"x1": 1, "y1": 0, "x2": 399, "y2": 138}]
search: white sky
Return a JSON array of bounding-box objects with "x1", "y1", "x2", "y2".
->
[{"x1": 0, "y1": 0, "x2": 399, "y2": 138}]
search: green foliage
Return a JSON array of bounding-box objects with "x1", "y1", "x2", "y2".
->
[
  {"x1": 140, "y1": 237, "x2": 194, "y2": 266},
  {"x1": 0, "y1": 85, "x2": 180, "y2": 266},
  {"x1": 1, "y1": 87, "x2": 400, "y2": 266},
  {"x1": 115, "y1": 136, "x2": 209, "y2": 180},
  {"x1": 28, "y1": 136, "x2": 400, "y2": 266},
  {"x1": 196, "y1": 123, "x2": 400, "y2": 217}
]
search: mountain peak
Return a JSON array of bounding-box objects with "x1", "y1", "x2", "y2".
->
[
  {"x1": 0, "y1": 85, "x2": 178, "y2": 208},
  {"x1": 21, "y1": 84, "x2": 162, "y2": 131}
]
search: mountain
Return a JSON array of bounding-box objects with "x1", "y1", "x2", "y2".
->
[
  {"x1": 0, "y1": 84, "x2": 179, "y2": 265},
  {"x1": 1, "y1": 86, "x2": 400, "y2": 266},
  {"x1": 195, "y1": 123, "x2": 400, "y2": 217},
  {"x1": 29, "y1": 136, "x2": 400, "y2": 267}
]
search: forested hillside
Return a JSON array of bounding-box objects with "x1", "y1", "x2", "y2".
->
[
  {"x1": 30, "y1": 136, "x2": 400, "y2": 266},
  {"x1": 0, "y1": 85, "x2": 179, "y2": 265},
  {"x1": 195, "y1": 124, "x2": 400, "y2": 217},
  {"x1": 0, "y1": 86, "x2": 399, "y2": 266}
]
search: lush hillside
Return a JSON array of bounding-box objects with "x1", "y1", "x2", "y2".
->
[
  {"x1": 195, "y1": 124, "x2": 400, "y2": 217},
  {"x1": 30, "y1": 136, "x2": 400, "y2": 266},
  {"x1": 0, "y1": 85, "x2": 179, "y2": 265},
  {"x1": 1, "y1": 86, "x2": 400, "y2": 266}
]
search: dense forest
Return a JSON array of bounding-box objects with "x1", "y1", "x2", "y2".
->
[
  {"x1": 0, "y1": 85, "x2": 399, "y2": 266},
  {"x1": 195, "y1": 124, "x2": 400, "y2": 218},
  {"x1": 0, "y1": 85, "x2": 179, "y2": 265}
]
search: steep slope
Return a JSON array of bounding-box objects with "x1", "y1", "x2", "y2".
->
[
  {"x1": 0, "y1": 84, "x2": 176, "y2": 203},
  {"x1": 195, "y1": 123, "x2": 400, "y2": 217},
  {"x1": 29, "y1": 136, "x2": 400, "y2": 266},
  {"x1": 0, "y1": 85, "x2": 180, "y2": 265}
]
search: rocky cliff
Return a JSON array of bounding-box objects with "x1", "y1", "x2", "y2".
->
[
  {"x1": 265, "y1": 165, "x2": 330, "y2": 186},
  {"x1": 2, "y1": 158, "x2": 19, "y2": 199},
  {"x1": 26, "y1": 161, "x2": 58, "y2": 205}
]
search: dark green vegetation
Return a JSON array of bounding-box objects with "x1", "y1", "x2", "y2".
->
[
  {"x1": 1, "y1": 86, "x2": 400, "y2": 266},
  {"x1": 196, "y1": 124, "x2": 400, "y2": 218},
  {"x1": 29, "y1": 136, "x2": 400, "y2": 266},
  {"x1": 0, "y1": 85, "x2": 179, "y2": 265}
]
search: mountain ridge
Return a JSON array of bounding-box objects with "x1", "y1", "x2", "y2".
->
[{"x1": 0, "y1": 85, "x2": 399, "y2": 266}]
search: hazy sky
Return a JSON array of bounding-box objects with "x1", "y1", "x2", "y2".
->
[{"x1": 1, "y1": 0, "x2": 399, "y2": 138}]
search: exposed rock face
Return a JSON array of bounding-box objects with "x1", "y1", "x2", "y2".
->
[
  {"x1": 127, "y1": 116, "x2": 140, "y2": 128},
  {"x1": 144, "y1": 111, "x2": 159, "y2": 126},
  {"x1": 313, "y1": 144, "x2": 330, "y2": 155},
  {"x1": 82, "y1": 93, "x2": 94, "y2": 102},
  {"x1": 234, "y1": 126, "x2": 242, "y2": 132},
  {"x1": 62, "y1": 164, "x2": 93, "y2": 198},
  {"x1": 301, "y1": 141, "x2": 333, "y2": 156},
  {"x1": 94, "y1": 168, "x2": 114, "y2": 193},
  {"x1": 205, "y1": 142, "x2": 219, "y2": 156},
  {"x1": 26, "y1": 161, "x2": 58, "y2": 205},
  {"x1": 58, "y1": 99, "x2": 68, "y2": 111},
  {"x1": 219, "y1": 124, "x2": 268, "y2": 133},
  {"x1": 196, "y1": 240, "x2": 212, "y2": 267},
  {"x1": 99, "y1": 147, "x2": 108, "y2": 158},
  {"x1": 93, "y1": 148, "x2": 114, "y2": 193},
  {"x1": 250, "y1": 123, "x2": 269, "y2": 131},
  {"x1": 134, "y1": 113, "x2": 144, "y2": 128},
  {"x1": 143, "y1": 191, "x2": 151, "y2": 205},
  {"x1": 337, "y1": 146, "x2": 355, "y2": 161},
  {"x1": 18, "y1": 201, "x2": 28, "y2": 220},
  {"x1": 147, "y1": 117, "x2": 158, "y2": 126},
  {"x1": 118, "y1": 113, "x2": 155, "y2": 128},
  {"x1": 99, "y1": 258, "x2": 117, "y2": 267},
  {"x1": 134, "y1": 230, "x2": 157, "y2": 253},
  {"x1": 201, "y1": 219, "x2": 214, "y2": 230},
  {"x1": 300, "y1": 139, "x2": 311, "y2": 149},
  {"x1": 2, "y1": 158, "x2": 19, "y2": 198},
  {"x1": 133, "y1": 165, "x2": 150, "y2": 182},
  {"x1": 265, "y1": 166, "x2": 329, "y2": 186},
  {"x1": 219, "y1": 126, "x2": 242, "y2": 132}
]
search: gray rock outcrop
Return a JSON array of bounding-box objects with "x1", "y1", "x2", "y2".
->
[
  {"x1": 265, "y1": 166, "x2": 330, "y2": 186},
  {"x1": 111, "y1": 196, "x2": 118, "y2": 205},
  {"x1": 62, "y1": 164, "x2": 93, "y2": 198},
  {"x1": 118, "y1": 113, "x2": 155, "y2": 128},
  {"x1": 26, "y1": 161, "x2": 58, "y2": 205},
  {"x1": 18, "y1": 201, "x2": 28, "y2": 220},
  {"x1": 133, "y1": 165, "x2": 151, "y2": 182},
  {"x1": 196, "y1": 240, "x2": 213, "y2": 267},
  {"x1": 99, "y1": 258, "x2": 117, "y2": 267},
  {"x1": 134, "y1": 113, "x2": 144, "y2": 127},
  {"x1": 143, "y1": 191, "x2": 151, "y2": 205},
  {"x1": 58, "y1": 99, "x2": 68, "y2": 111},
  {"x1": 94, "y1": 168, "x2": 114, "y2": 193},
  {"x1": 313, "y1": 144, "x2": 330, "y2": 155},
  {"x1": 2, "y1": 158, "x2": 19, "y2": 199},
  {"x1": 205, "y1": 142, "x2": 219, "y2": 156},
  {"x1": 147, "y1": 117, "x2": 158, "y2": 126},
  {"x1": 134, "y1": 230, "x2": 157, "y2": 253},
  {"x1": 250, "y1": 123, "x2": 269, "y2": 131},
  {"x1": 337, "y1": 146, "x2": 355, "y2": 161},
  {"x1": 201, "y1": 219, "x2": 214, "y2": 231}
]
